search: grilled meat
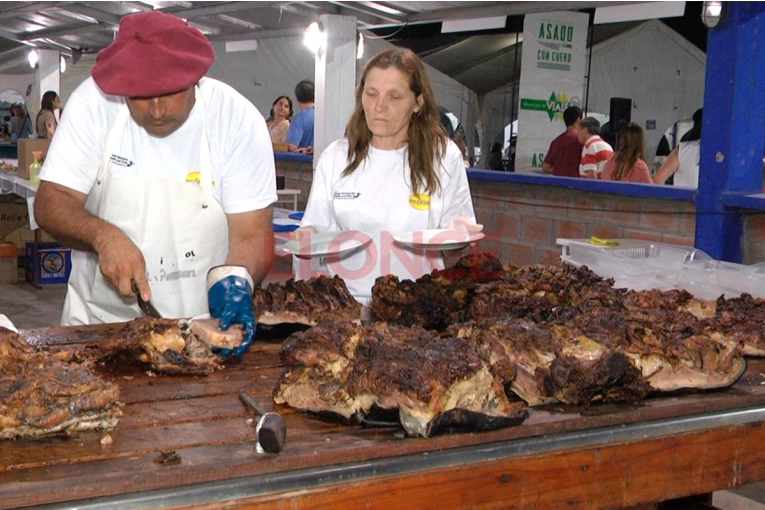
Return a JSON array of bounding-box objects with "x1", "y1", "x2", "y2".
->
[
  {"x1": 0, "y1": 327, "x2": 121, "y2": 440},
  {"x1": 254, "y1": 275, "x2": 362, "y2": 326}
]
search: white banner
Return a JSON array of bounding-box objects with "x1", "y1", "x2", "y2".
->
[{"x1": 516, "y1": 11, "x2": 589, "y2": 173}]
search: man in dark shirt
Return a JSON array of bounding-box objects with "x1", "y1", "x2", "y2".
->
[{"x1": 541, "y1": 106, "x2": 583, "y2": 178}]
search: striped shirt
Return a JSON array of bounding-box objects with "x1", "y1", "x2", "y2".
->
[{"x1": 579, "y1": 135, "x2": 614, "y2": 177}]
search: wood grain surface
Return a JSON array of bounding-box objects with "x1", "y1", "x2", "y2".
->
[{"x1": 3, "y1": 324, "x2": 765, "y2": 509}]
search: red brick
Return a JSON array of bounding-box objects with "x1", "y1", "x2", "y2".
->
[
  {"x1": 554, "y1": 220, "x2": 586, "y2": 240},
  {"x1": 474, "y1": 207, "x2": 493, "y2": 231},
  {"x1": 522, "y1": 217, "x2": 553, "y2": 244},
  {"x1": 476, "y1": 239, "x2": 505, "y2": 260},
  {"x1": 538, "y1": 247, "x2": 561, "y2": 265},
  {"x1": 493, "y1": 212, "x2": 520, "y2": 240},
  {"x1": 623, "y1": 229, "x2": 663, "y2": 242},
  {"x1": 679, "y1": 212, "x2": 696, "y2": 235},
  {"x1": 749, "y1": 215, "x2": 765, "y2": 240},
  {"x1": 535, "y1": 194, "x2": 569, "y2": 217},
  {"x1": 744, "y1": 241, "x2": 765, "y2": 264},
  {"x1": 506, "y1": 243, "x2": 534, "y2": 266},
  {"x1": 661, "y1": 234, "x2": 694, "y2": 247},
  {"x1": 639, "y1": 209, "x2": 678, "y2": 231},
  {"x1": 568, "y1": 197, "x2": 602, "y2": 220}
]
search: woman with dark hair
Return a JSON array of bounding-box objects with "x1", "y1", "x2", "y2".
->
[
  {"x1": 600, "y1": 122, "x2": 651, "y2": 183},
  {"x1": 654, "y1": 108, "x2": 702, "y2": 188},
  {"x1": 294, "y1": 48, "x2": 481, "y2": 304},
  {"x1": 9, "y1": 104, "x2": 32, "y2": 139},
  {"x1": 36, "y1": 90, "x2": 62, "y2": 138},
  {"x1": 266, "y1": 95, "x2": 292, "y2": 143}
]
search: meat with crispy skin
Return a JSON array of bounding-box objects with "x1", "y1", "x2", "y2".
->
[
  {"x1": 54, "y1": 318, "x2": 223, "y2": 376},
  {"x1": 0, "y1": 327, "x2": 122, "y2": 440},
  {"x1": 254, "y1": 276, "x2": 362, "y2": 326},
  {"x1": 274, "y1": 321, "x2": 527, "y2": 437}
]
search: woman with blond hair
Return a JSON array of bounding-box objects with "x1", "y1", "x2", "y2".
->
[
  {"x1": 294, "y1": 48, "x2": 481, "y2": 304},
  {"x1": 601, "y1": 122, "x2": 652, "y2": 183}
]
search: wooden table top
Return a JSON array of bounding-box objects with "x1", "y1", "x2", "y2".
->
[{"x1": 6, "y1": 323, "x2": 765, "y2": 510}]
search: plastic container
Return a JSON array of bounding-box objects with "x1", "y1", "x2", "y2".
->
[
  {"x1": 28, "y1": 151, "x2": 42, "y2": 186},
  {"x1": 716, "y1": 260, "x2": 765, "y2": 298},
  {"x1": 558, "y1": 238, "x2": 709, "y2": 277}
]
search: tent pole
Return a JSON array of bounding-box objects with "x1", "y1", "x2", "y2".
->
[{"x1": 583, "y1": 10, "x2": 595, "y2": 115}]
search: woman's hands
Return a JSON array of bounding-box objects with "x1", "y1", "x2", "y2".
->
[{"x1": 289, "y1": 225, "x2": 318, "y2": 240}]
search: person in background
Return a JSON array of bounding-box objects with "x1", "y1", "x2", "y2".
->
[
  {"x1": 654, "y1": 108, "x2": 702, "y2": 188},
  {"x1": 293, "y1": 48, "x2": 481, "y2": 304},
  {"x1": 33, "y1": 10, "x2": 277, "y2": 356},
  {"x1": 285, "y1": 79, "x2": 315, "y2": 154},
  {"x1": 487, "y1": 142, "x2": 504, "y2": 170},
  {"x1": 266, "y1": 95, "x2": 292, "y2": 144},
  {"x1": 578, "y1": 116, "x2": 614, "y2": 179},
  {"x1": 9, "y1": 104, "x2": 32, "y2": 140},
  {"x1": 541, "y1": 106, "x2": 582, "y2": 177},
  {"x1": 36, "y1": 90, "x2": 62, "y2": 139},
  {"x1": 600, "y1": 122, "x2": 652, "y2": 183}
]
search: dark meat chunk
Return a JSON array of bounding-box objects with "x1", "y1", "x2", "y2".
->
[
  {"x1": 254, "y1": 276, "x2": 362, "y2": 326},
  {"x1": 0, "y1": 327, "x2": 122, "y2": 440}
]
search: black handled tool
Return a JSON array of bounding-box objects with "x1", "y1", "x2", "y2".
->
[{"x1": 238, "y1": 391, "x2": 286, "y2": 454}]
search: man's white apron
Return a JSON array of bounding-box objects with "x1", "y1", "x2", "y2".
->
[{"x1": 61, "y1": 90, "x2": 229, "y2": 324}]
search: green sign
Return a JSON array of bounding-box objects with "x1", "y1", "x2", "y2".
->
[{"x1": 520, "y1": 92, "x2": 572, "y2": 121}]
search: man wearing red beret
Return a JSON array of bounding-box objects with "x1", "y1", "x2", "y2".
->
[{"x1": 34, "y1": 11, "x2": 276, "y2": 356}]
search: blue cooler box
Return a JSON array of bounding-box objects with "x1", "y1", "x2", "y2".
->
[{"x1": 25, "y1": 242, "x2": 72, "y2": 285}]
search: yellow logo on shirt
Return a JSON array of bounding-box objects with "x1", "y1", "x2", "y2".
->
[
  {"x1": 409, "y1": 193, "x2": 431, "y2": 210},
  {"x1": 185, "y1": 171, "x2": 214, "y2": 186}
]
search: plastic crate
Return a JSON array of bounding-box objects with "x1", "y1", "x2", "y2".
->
[
  {"x1": 557, "y1": 238, "x2": 709, "y2": 278},
  {"x1": 715, "y1": 260, "x2": 765, "y2": 298}
]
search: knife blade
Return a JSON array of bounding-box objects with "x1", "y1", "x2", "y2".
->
[{"x1": 131, "y1": 279, "x2": 162, "y2": 318}]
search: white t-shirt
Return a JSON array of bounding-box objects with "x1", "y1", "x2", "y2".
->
[
  {"x1": 40, "y1": 77, "x2": 277, "y2": 214},
  {"x1": 299, "y1": 138, "x2": 476, "y2": 303},
  {"x1": 675, "y1": 140, "x2": 700, "y2": 188}
]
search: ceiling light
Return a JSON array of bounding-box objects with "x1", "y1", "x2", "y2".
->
[
  {"x1": 357, "y1": 32, "x2": 364, "y2": 60},
  {"x1": 701, "y1": 1, "x2": 725, "y2": 28},
  {"x1": 60, "y1": 56, "x2": 66, "y2": 73},
  {"x1": 28, "y1": 49, "x2": 39, "y2": 68},
  {"x1": 303, "y1": 21, "x2": 326, "y2": 55}
]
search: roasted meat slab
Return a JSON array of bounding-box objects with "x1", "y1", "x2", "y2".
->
[
  {"x1": 254, "y1": 276, "x2": 362, "y2": 326},
  {"x1": 274, "y1": 322, "x2": 527, "y2": 437},
  {"x1": 55, "y1": 318, "x2": 225, "y2": 376},
  {"x1": 0, "y1": 327, "x2": 121, "y2": 440}
]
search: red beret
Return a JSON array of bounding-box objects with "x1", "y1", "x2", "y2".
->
[{"x1": 92, "y1": 11, "x2": 214, "y2": 97}]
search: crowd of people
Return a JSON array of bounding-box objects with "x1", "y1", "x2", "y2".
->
[{"x1": 540, "y1": 105, "x2": 702, "y2": 188}]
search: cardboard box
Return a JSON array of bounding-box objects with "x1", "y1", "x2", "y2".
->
[
  {"x1": 25, "y1": 241, "x2": 71, "y2": 285},
  {"x1": 0, "y1": 194, "x2": 29, "y2": 239},
  {"x1": 0, "y1": 242, "x2": 17, "y2": 283},
  {"x1": 17, "y1": 138, "x2": 50, "y2": 180}
]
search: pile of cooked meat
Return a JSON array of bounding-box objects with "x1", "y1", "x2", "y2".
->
[
  {"x1": 273, "y1": 254, "x2": 763, "y2": 435},
  {"x1": 0, "y1": 327, "x2": 122, "y2": 440}
]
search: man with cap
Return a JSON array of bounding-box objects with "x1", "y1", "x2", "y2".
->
[{"x1": 34, "y1": 11, "x2": 276, "y2": 356}]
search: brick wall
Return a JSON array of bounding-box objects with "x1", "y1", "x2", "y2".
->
[
  {"x1": 469, "y1": 179, "x2": 697, "y2": 266},
  {"x1": 275, "y1": 159, "x2": 313, "y2": 211},
  {"x1": 272, "y1": 162, "x2": 765, "y2": 266}
]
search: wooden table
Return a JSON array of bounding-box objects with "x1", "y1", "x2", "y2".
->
[{"x1": 5, "y1": 323, "x2": 765, "y2": 510}]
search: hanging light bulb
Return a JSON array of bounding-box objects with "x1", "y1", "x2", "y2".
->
[
  {"x1": 356, "y1": 32, "x2": 364, "y2": 60},
  {"x1": 303, "y1": 21, "x2": 326, "y2": 55},
  {"x1": 701, "y1": 1, "x2": 725, "y2": 28},
  {"x1": 59, "y1": 56, "x2": 67, "y2": 73},
  {"x1": 28, "y1": 49, "x2": 39, "y2": 68}
]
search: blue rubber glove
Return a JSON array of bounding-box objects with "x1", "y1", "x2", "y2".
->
[{"x1": 207, "y1": 265, "x2": 256, "y2": 357}]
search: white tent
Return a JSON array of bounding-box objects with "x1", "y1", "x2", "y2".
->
[{"x1": 585, "y1": 19, "x2": 706, "y2": 163}]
